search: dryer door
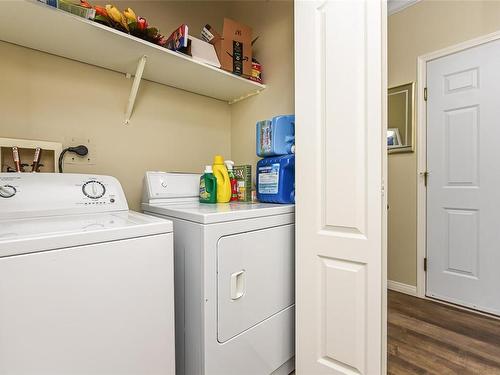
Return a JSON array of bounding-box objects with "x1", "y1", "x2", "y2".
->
[{"x1": 217, "y1": 224, "x2": 294, "y2": 343}]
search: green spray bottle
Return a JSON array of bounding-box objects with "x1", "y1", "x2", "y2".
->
[{"x1": 199, "y1": 165, "x2": 217, "y2": 203}]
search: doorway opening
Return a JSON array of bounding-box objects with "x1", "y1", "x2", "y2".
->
[{"x1": 387, "y1": 1, "x2": 500, "y2": 373}]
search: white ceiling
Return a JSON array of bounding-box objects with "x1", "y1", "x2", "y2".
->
[{"x1": 388, "y1": 0, "x2": 421, "y2": 15}]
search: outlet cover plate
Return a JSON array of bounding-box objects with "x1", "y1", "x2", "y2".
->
[{"x1": 64, "y1": 137, "x2": 95, "y2": 165}]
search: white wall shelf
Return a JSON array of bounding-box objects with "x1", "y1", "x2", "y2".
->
[{"x1": 0, "y1": 1, "x2": 265, "y2": 123}]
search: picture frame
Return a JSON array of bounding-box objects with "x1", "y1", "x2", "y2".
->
[
  {"x1": 387, "y1": 128, "x2": 402, "y2": 149},
  {"x1": 388, "y1": 82, "x2": 415, "y2": 153}
]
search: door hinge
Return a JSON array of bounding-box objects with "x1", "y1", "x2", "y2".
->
[
  {"x1": 424, "y1": 87, "x2": 428, "y2": 101},
  {"x1": 424, "y1": 257, "x2": 428, "y2": 272},
  {"x1": 422, "y1": 171, "x2": 429, "y2": 187}
]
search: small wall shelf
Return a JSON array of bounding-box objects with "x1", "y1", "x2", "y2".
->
[{"x1": 0, "y1": 1, "x2": 265, "y2": 123}]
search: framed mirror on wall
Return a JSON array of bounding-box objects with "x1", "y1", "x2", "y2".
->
[{"x1": 387, "y1": 82, "x2": 415, "y2": 153}]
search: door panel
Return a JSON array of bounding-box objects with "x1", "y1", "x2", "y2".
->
[
  {"x1": 217, "y1": 225, "x2": 295, "y2": 343},
  {"x1": 427, "y1": 38, "x2": 500, "y2": 315},
  {"x1": 446, "y1": 209, "x2": 479, "y2": 278},
  {"x1": 295, "y1": 1, "x2": 386, "y2": 374},
  {"x1": 444, "y1": 106, "x2": 479, "y2": 186},
  {"x1": 320, "y1": 258, "x2": 366, "y2": 373}
]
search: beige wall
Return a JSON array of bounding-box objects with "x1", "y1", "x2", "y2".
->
[
  {"x1": 0, "y1": 1, "x2": 294, "y2": 210},
  {"x1": 229, "y1": 0, "x2": 294, "y2": 173},
  {"x1": 388, "y1": 0, "x2": 500, "y2": 286},
  {"x1": 0, "y1": 1, "x2": 234, "y2": 211}
]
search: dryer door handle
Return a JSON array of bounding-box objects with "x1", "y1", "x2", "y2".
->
[{"x1": 230, "y1": 270, "x2": 246, "y2": 300}]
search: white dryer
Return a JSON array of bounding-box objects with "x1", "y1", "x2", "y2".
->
[
  {"x1": 142, "y1": 171, "x2": 295, "y2": 375},
  {"x1": 0, "y1": 173, "x2": 175, "y2": 375}
]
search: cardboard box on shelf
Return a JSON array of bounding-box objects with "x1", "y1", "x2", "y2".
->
[{"x1": 204, "y1": 18, "x2": 252, "y2": 77}]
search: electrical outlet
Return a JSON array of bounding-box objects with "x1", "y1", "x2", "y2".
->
[{"x1": 64, "y1": 137, "x2": 95, "y2": 165}]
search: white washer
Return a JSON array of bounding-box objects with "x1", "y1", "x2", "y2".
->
[
  {"x1": 142, "y1": 171, "x2": 295, "y2": 375},
  {"x1": 0, "y1": 173, "x2": 175, "y2": 375}
]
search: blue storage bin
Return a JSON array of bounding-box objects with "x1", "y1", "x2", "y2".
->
[
  {"x1": 257, "y1": 155, "x2": 295, "y2": 204},
  {"x1": 256, "y1": 115, "x2": 295, "y2": 157}
]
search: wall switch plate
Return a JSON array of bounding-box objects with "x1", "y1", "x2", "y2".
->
[{"x1": 64, "y1": 137, "x2": 96, "y2": 165}]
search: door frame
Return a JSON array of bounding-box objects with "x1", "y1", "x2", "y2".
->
[{"x1": 416, "y1": 29, "x2": 500, "y2": 299}]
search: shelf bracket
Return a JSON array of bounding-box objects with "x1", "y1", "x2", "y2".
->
[
  {"x1": 228, "y1": 89, "x2": 262, "y2": 105},
  {"x1": 124, "y1": 55, "x2": 147, "y2": 125}
]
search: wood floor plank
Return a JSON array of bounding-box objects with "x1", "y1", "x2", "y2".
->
[
  {"x1": 388, "y1": 353, "x2": 427, "y2": 375},
  {"x1": 388, "y1": 291, "x2": 500, "y2": 374},
  {"x1": 389, "y1": 322, "x2": 498, "y2": 374},
  {"x1": 390, "y1": 292, "x2": 500, "y2": 346},
  {"x1": 390, "y1": 311, "x2": 500, "y2": 366}
]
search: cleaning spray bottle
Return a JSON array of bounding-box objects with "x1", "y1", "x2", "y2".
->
[
  {"x1": 212, "y1": 155, "x2": 231, "y2": 203},
  {"x1": 225, "y1": 160, "x2": 238, "y2": 202},
  {"x1": 199, "y1": 165, "x2": 217, "y2": 203}
]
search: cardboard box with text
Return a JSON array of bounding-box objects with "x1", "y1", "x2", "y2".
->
[{"x1": 209, "y1": 18, "x2": 252, "y2": 77}]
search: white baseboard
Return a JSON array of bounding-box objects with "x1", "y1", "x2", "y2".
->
[{"x1": 387, "y1": 280, "x2": 417, "y2": 296}]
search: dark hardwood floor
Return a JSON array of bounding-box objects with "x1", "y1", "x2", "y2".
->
[{"x1": 388, "y1": 290, "x2": 500, "y2": 374}]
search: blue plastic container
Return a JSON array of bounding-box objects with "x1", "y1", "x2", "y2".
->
[
  {"x1": 256, "y1": 115, "x2": 295, "y2": 157},
  {"x1": 257, "y1": 155, "x2": 295, "y2": 204}
]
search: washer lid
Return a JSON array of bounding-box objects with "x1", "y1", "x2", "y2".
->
[
  {"x1": 142, "y1": 201, "x2": 295, "y2": 224},
  {"x1": 0, "y1": 211, "x2": 172, "y2": 257}
]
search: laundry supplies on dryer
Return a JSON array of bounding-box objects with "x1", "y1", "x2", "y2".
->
[
  {"x1": 256, "y1": 115, "x2": 295, "y2": 157},
  {"x1": 199, "y1": 165, "x2": 217, "y2": 203},
  {"x1": 257, "y1": 154, "x2": 295, "y2": 204},
  {"x1": 224, "y1": 160, "x2": 238, "y2": 201},
  {"x1": 256, "y1": 114, "x2": 295, "y2": 204},
  {"x1": 212, "y1": 155, "x2": 231, "y2": 203}
]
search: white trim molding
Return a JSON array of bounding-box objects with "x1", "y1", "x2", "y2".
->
[
  {"x1": 416, "y1": 29, "x2": 500, "y2": 299},
  {"x1": 387, "y1": 280, "x2": 417, "y2": 297}
]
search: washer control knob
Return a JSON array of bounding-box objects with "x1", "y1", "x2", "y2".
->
[
  {"x1": 82, "y1": 180, "x2": 106, "y2": 199},
  {"x1": 0, "y1": 185, "x2": 16, "y2": 198}
]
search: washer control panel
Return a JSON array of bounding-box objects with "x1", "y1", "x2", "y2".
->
[
  {"x1": 0, "y1": 173, "x2": 128, "y2": 219},
  {"x1": 82, "y1": 180, "x2": 106, "y2": 199}
]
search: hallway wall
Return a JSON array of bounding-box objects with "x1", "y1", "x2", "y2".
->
[{"x1": 388, "y1": 0, "x2": 500, "y2": 286}]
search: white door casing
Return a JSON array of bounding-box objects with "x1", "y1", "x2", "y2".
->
[
  {"x1": 426, "y1": 38, "x2": 500, "y2": 315},
  {"x1": 295, "y1": 1, "x2": 386, "y2": 374}
]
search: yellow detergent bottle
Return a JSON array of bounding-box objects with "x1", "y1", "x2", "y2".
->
[{"x1": 212, "y1": 155, "x2": 231, "y2": 203}]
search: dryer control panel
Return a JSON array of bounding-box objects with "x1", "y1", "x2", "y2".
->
[
  {"x1": 0, "y1": 173, "x2": 128, "y2": 219},
  {"x1": 143, "y1": 171, "x2": 200, "y2": 203}
]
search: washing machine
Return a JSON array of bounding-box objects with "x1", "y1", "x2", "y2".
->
[
  {"x1": 142, "y1": 171, "x2": 295, "y2": 375},
  {"x1": 0, "y1": 173, "x2": 175, "y2": 375}
]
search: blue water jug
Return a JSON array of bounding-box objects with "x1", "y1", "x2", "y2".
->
[
  {"x1": 257, "y1": 155, "x2": 295, "y2": 204},
  {"x1": 256, "y1": 115, "x2": 295, "y2": 157}
]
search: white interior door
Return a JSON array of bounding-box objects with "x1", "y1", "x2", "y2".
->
[
  {"x1": 427, "y1": 39, "x2": 500, "y2": 315},
  {"x1": 295, "y1": 1, "x2": 386, "y2": 374}
]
